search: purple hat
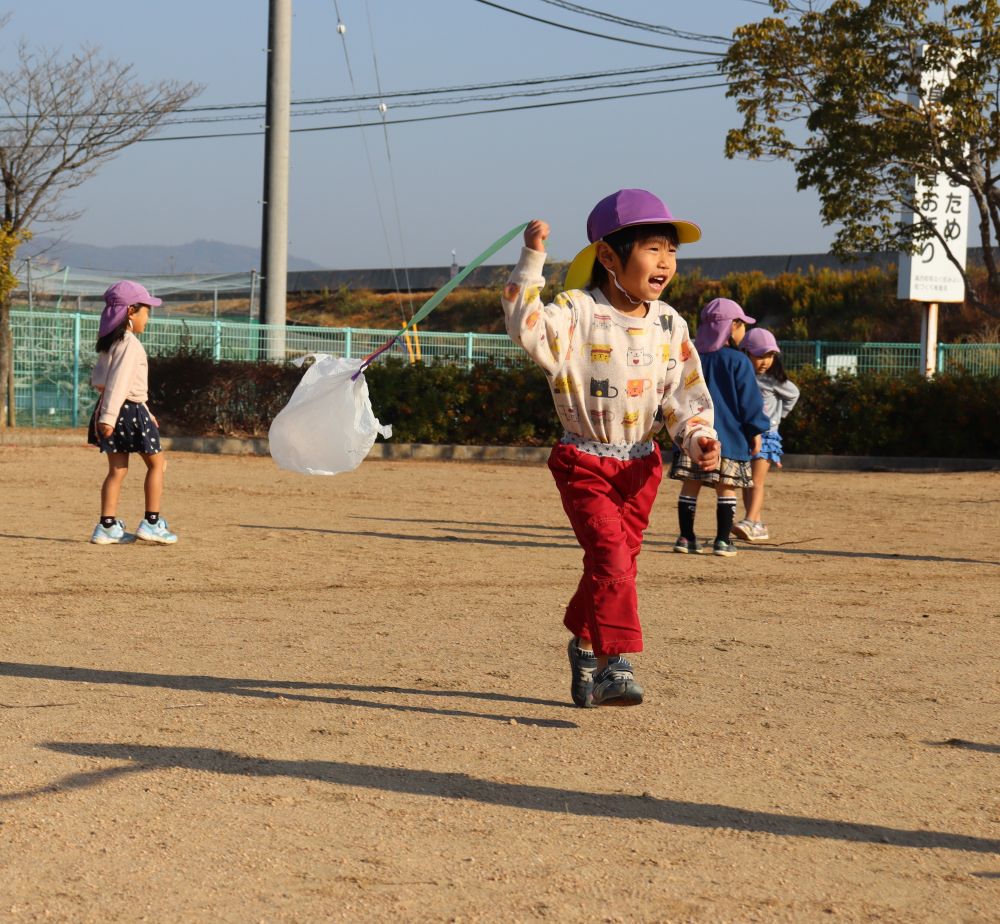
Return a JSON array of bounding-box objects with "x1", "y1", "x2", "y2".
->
[
  {"x1": 743, "y1": 327, "x2": 780, "y2": 357},
  {"x1": 693, "y1": 298, "x2": 756, "y2": 353},
  {"x1": 564, "y1": 189, "x2": 701, "y2": 290},
  {"x1": 99, "y1": 280, "x2": 162, "y2": 337}
]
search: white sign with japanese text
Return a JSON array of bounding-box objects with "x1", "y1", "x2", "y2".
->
[
  {"x1": 897, "y1": 175, "x2": 970, "y2": 302},
  {"x1": 897, "y1": 47, "x2": 970, "y2": 303}
]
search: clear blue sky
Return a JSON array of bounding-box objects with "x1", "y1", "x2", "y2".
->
[{"x1": 3, "y1": 0, "x2": 837, "y2": 269}]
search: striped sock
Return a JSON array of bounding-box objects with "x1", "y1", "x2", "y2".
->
[
  {"x1": 716, "y1": 496, "x2": 737, "y2": 542},
  {"x1": 678, "y1": 494, "x2": 698, "y2": 541}
]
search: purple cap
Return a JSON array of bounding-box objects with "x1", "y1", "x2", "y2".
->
[
  {"x1": 564, "y1": 189, "x2": 701, "y2": 290},
  {"x1": 99, "y1": 280, "x2": 162, "y2": 337},
  {"x1": 693, "y1": 298, "x2": 757, "y2": 353},
  {"x1": 743, "y1": 327, "x2": 780, "y2": 357},
  {"x1": 585, "y1": 188, "x2": 701, "y2": 244}
]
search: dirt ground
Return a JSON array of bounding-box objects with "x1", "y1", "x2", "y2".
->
[{"x1": 1, "y1": 445, "x2": 998, "y2": 923}]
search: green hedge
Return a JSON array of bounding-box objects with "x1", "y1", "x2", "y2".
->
[
  {"x1": 151, "y1": 349, "x2": 303, "y2": 437},
  {"x1": 781, "y1": 366, "x2": 1000, "y2": 457},
  {"x1": 149, "y1": 353, "x2": 1000, "y2": 458}
]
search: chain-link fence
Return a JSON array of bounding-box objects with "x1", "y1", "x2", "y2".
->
[
  {"x1": 779, "y1": 341, "x2": 923, "y2": 376},
  {"x1": 7, "y1": 309, "x2": 999, "y2": 428},
  {"x1": 7, "y1": 310, "x2": 525, "y2": 427}
]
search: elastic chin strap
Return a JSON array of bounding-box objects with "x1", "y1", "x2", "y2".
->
[{"x1": 607, "y1": 269, "x2": 645, "y2": 306}]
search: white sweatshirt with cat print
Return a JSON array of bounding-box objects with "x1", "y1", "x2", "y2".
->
[{"x1": 502, "y1": 247, "x2": 717, "y2": 455}]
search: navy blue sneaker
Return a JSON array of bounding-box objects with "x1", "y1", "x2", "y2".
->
[
  {"x1": 567, "y1": 637, "x2": 598, "y2": 708},
  {"x1": 673, "y1": 536, "x2": 705, "y2": 554},
  {"x1": 713, "y1": 538, "x2": 737, "y2": 557},
  {"x1": 591, "y1": 656, "x2": 644, "y2": 707}
]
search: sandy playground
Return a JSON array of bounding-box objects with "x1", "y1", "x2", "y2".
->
[{"x1": 1, "y1": 444, "x2": 999, "y2": 923}]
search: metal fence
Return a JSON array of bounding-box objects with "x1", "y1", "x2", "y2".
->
[
  {"x1": 8, "y1": 310, "x2": 999, "y2": 429},
  {"x1": 8, "y1": 310, "x2": 524, "y2": 428}
]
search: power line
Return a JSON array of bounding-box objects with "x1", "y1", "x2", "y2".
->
[
  {"x1": 134, "y1": 81, "x2": 730, "y2": 143},
  {"x1": 537, "y1": 0, "x2": 730, "y2": 44},
  {"x1": 330, "y1": 0, "x2": 410, "y2": 321},
  {"x1": 0, "y1": 61, "x2": 718, "y2": 121},
  {"x1": 364, "y1": 0, "x2": 416, "y2": 315},
  {"x1": 472, "y1": 0, "x2": 727, "y2": 56},
  {"x1": 149, "y1": 69, "x2": 720, "y2": 127}
]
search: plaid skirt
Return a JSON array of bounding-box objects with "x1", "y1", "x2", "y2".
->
[
  {"x1": 669, "y1": 448, "x2": 754, "y2": 488},
  {"x1": 88, "y1": 400, "x2": 162, "y2": 455}
]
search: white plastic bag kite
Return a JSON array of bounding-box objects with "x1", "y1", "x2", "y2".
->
[
  {"x1": 268, "y1": 222, "x2": 527, "y2": 476},
  {"x1": 268, "y1": 354, "x2": 392, "y2": 475}
]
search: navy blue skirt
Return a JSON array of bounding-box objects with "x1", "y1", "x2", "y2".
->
[{"x1": 88, "y1": 400, "x2": 162, "y2": 455}]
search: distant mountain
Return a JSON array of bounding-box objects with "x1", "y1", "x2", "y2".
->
[{"x1": 21, "y1": 237, "x2": 323, "y2": 274}]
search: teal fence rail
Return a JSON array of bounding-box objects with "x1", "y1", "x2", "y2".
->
[{"x1": 8, "y1": 310, "x2": 999, "y2": 429}]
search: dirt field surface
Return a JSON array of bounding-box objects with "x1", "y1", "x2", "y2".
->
[{"x1": 1, "y1": 445, "x2": 999, "y2": 924}]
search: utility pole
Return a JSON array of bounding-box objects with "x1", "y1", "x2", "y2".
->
[{"x1": 260, "y1": 0, "x2": 291, "y2": 360}]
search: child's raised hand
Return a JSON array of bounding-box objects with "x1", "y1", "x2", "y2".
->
[
  {"x1": 692, "y1": 436, "x2": 721, "y2": 472},
  {"x1": 524, "y1": 220, "x2": 550, "y2": 252}
]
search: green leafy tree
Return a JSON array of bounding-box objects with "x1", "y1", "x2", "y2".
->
[
  {"x1": 0, "y1": 30, "x2": 201, "y2": 425},
  {"x1": 722, "y1": 0, "x2": 1000, "y2": 314}
]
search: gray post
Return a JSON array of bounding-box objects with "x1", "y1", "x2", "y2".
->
[
  {"x1": 248, "y1": 269, "x2": 258, "y2": 324},
  {"x1": 213, "y1": 287, "x2": 222, "y2": 361},
  {"x1": 72, "y1": 313, "x2": 81, "y2": 427},
  {"x1": 920, "y1": 302, "x2": 939, "y2": 378},
  {"x1": 26, "y1": 259, "x2": 35, "y2": 426},
  {"x1": 260, "y1": 0, "x2": 291, "y2": 361},
  {"x1": 28, "y1": 315, "x2": 35, "y2": 428}
]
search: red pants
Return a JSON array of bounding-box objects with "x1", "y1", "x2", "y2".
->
[{"x1": 547, "y1": 442, "x2": 663, "y2": 656}]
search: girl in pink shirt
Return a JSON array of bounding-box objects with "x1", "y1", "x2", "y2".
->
[{"x1": 87, "y1": 281, "x2": 177, "y2": 545}]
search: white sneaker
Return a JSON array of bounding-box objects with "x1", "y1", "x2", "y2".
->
[
  {"x1": 733, "y1": 519, "x2": 769, "y2": 542},
  {"x1": 90, "y1": 519, "x2": 127, "y2": 544},
  {"x1": 136, "y1": 517, "x2": 178, "y2": 544}
]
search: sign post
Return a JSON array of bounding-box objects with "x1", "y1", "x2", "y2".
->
[{"x1": 897, "y1": 46, "x2": 969, "y2": 378}]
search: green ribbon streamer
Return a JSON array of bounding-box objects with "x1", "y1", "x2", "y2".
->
[
  {"x1": 354, "y1": 222, "x2": 529, "y2": 377},
  {"x1": 403, "y1": 222, "x2": 529, "y2": 335}
]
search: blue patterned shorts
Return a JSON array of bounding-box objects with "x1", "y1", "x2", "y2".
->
[{"x1": 88, "y1": 400, "x2": 162, "y2": 455}]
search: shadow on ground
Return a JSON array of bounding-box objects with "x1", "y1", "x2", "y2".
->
[
  {"x1": 243, "y1": 521, "x2": 1000, "y2": 566},
  {"x1": 0, "y1": 661, "x2": 576, "y2": 729},
  {"x1": 6, "y1": 741, "x2": 1000, "y2": 857}
]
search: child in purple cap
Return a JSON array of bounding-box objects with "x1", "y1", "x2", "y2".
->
[
  {"x1": 669, "y1": 298, "x2": 770, "y2": 557},
  {"x1": 733, "y1": 327, "x2": 800, "y2": 542},
  {"x1": 87, "y1": 280, "x2": 178, "y2": 545},
  {"x1": 502, "y1": 189, "x2": 720, "y2": 707}
]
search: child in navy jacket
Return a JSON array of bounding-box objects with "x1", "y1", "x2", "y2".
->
[{"x1": 669, "y1": 298, "x2": 770, "y2": 556}]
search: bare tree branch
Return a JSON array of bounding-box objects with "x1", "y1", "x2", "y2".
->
[{"x1": 0, "y1": 38, "x2": 202, "y2": 426}]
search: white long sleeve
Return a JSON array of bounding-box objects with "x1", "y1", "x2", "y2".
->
[
  {"x1": 92, "y1": 332, "x2": 149, "y2": 426},
  {"x1": 502, "y1": 247, "x2": 716, "y2": 453}
]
